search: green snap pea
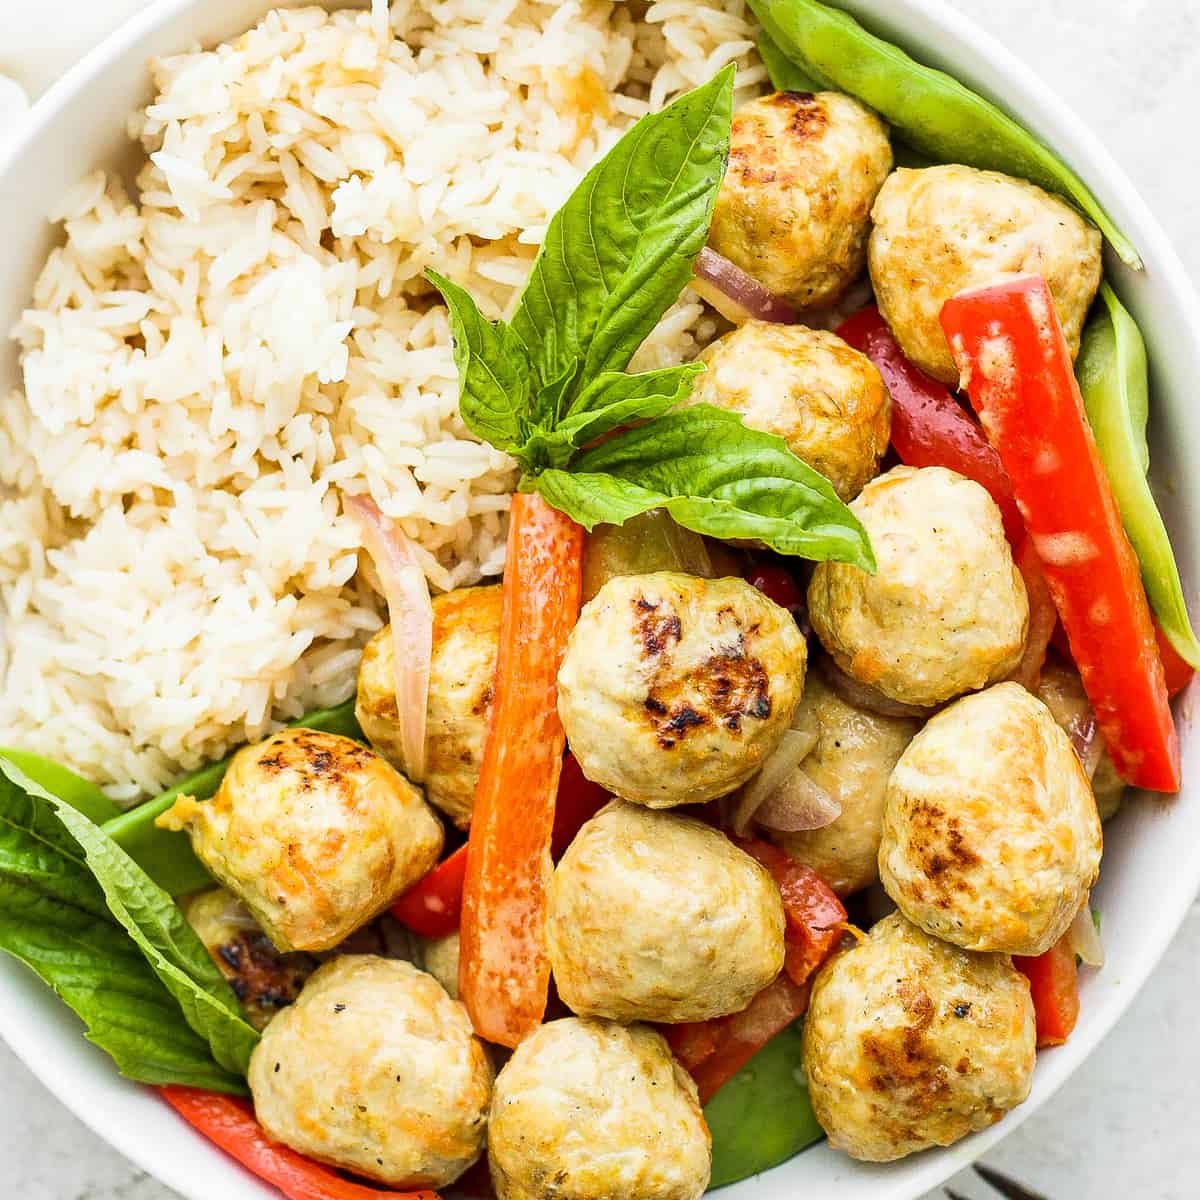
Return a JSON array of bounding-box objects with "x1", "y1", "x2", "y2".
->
[
  {"x1": 757, "y1": 28, "x2": 822, "y2": 93},
  {"x1": 0, "y1": 749, "x2": 121, "y2": 824},
  {"x1": 1077, "y1": 283, "x2": 1200, "y2": 667},
  {"x1": 747, "y1": 0, "x2": 1140, "y2": 268},
  {"x1": 704, "y1": 1022, "x2": 824, "y2": 1189},
  {"x1": 101, "y1": 699, "x2": 365, "y2": 896}
]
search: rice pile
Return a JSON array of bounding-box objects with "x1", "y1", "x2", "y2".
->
[{"x1": 0, "y1": 0, "x2": 765, "y2": 800}]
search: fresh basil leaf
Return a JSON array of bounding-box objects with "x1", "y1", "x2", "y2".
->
[
  {"x1": 426, "y1": 269, "x2": 531, "y2": 452},
  {"x1": 0, "y1": 764, "x2": 247, "y2": 1093},
  {"x1": 522, "y1": 363, "x2": 705, "y2": 470},
  {"x1": 758, "y1": 29, "x2": 822, "y2": 92},
  {"x1": 536, "y1": 406, "x2": 875, "y2": 569},
  {"x1": 0, "y1": 749, "x2": 120, "y2": 824},
  {"x1": 705, "y1": 1022, "x2": 823, "y2": 1188},
  {"x1": 509, "y1": 65, "x2": 734, "y2": 402},
  {"x1": 1, "y1": 759, "x2": 259, "y2": 1077},
  {"x1": 103, "y1": 698, "x2": 364, "y2": 896}
]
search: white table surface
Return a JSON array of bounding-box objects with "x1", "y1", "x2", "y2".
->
[{"x1": 2, "y1": 1, "x2": 1198, "y2": 1198}]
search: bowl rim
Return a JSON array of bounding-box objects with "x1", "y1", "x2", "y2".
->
[{"x1": 2, "y1": 1, "x2": 1199, "y2": 1198}]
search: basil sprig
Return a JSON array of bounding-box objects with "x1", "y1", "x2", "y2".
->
[
  {"x1": 428, "y1": 66, "x2": 875, "y2": 571},
  {"x1": 0, "y1": 756, "x2": 257, "y2": 1092}
]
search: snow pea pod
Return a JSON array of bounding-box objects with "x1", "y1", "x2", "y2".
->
[
  {"x1": 757, "y1": 28, "x2": 821, "y2": 92},
  {"x1": 0, "y1": 749, "x2": 120, "y2": 824},
  {"x1": 102, "y1": 699, "x2": 365, "y2": 895},
  {"x1": 1077, "y1": 283, "x2": 1200, "y2": 667},
  {"x1": 704, "y1": 1022, "x2": 823, "y2": 1188},
  {"x1": 748, "y1": 0, "x2": 1140, "y2": 268}
]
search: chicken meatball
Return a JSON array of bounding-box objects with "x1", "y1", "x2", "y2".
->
[
  {"x1": 808, "y1": 466, "x2": 1029, "y2": 707},
  {"x1": 549, "y1": 801, "x2": 785, "y2": 1022},
  {"x1": 184, "y1": 887, "x2": 318, "y2": 1030},
  {"x1": 357, "y1": 584, "x2": 500, "y2": 828},
  {"x1": 161, "y1": 729, "x2": 443, "y2": 952},
  {"x1": 869, "y1": 164, "x2": 1103, "y2": 383},
  {"x1": 710, "y1": 91, "x2": 892, "y2": 309},
  {"x1": 558, "y1": 573, "x2": 807, "y2": 808},
  {"x1": 803, "y1": 911, "x2": 1035, "y2": 1162},
  {"x1": 880, "y1": 682, "x2": 1103, "y2": 956},
  {"x1": 770, "y1": 673, "x2": 920, "y2": 896},
  {"x1": 249, "y1": 956, "x2": 491, "y2": 1188},
  {"x1": 416, "y1": 931, "x2": 460, "y2": 1000},
  {"x1": 690, "y1": 321, "x2": 890, "y2": 500},
  {"x1": 489, "y1": 1018, "x2": 710, "y2": 1200}
]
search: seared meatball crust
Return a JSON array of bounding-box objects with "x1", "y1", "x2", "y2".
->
[
  {"x1": 249, "y1": 956, "x2": 492, "y2": 1188},
  {"x1": 692, "y1": 321, "x2": 890, "y2": 501},
  {"x1": 869, "y1": 164, "x2": 1103, "y2": 384},
  {"x1": 558, "y1": 572, "x2": 807, "y2": 808},
  {"x1": 711, "y1": 90, "x2": 893, "y2": 309},
  {"x1": 803, "y1": 912, "x2": 1036, "y2": 1162},
  {"x1": 880, "y1": 682, "x2": 1102, "y2": 956},
  {"x1": 548, "y1": 800, "x2": 785, "y2": 1023},
  {"x1": 357, "y1": 584, "x2": 501, "y2": 828},
  {"x1": 162, "y1": 728, "x2": 443, "y2": 952},
  {"x1": 489, "y1": 1018, "x2": 710, "y2": 1200}
]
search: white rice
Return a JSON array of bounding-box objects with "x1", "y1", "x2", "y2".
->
[{"x1": 0, "y1": 0, "x2": 765, "y2": 801}]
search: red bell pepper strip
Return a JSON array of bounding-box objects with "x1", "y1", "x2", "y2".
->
[
  {"x1": 549, "y1": 752, "x2": 610, "y2": 859},
  {"x1": 942, "y1": 277, "x2": 1180, "y2": 792},
  {"x1": 733, "y1": 837, "x2": 846, "y2": 987},
  {"x1": 1014, "y1": 936, "x2": 1080, "y2": 1048},
  {"x1": 389, "y1": 756, "x2": 606, "y2": 941},
  {"x1": 159, "y1": 1088, "x2": 438, "y2": 1200},
  {"x1": 665, "y1": 974, "x2": 813, "y2": 1104},
  {"x1": 1157, "y1": 622, "x2": 1195, "y2": 698},
  {"x1": 743, "y1": 563, "x2": 803, "y2": 613},
  {"x1": 838, "y1": 306, "x2": 1024, "y2": 544},
  {"x1": 459, "y1": 492, "x2": 584, "y2": 1046},
  {"x1": 1007, "y1": 538, "x2": 1058, "y2": 692},
  {"x1": 391, "y1": 846, "x2": 468, "y2": 939}
]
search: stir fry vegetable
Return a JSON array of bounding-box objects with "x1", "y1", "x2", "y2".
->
[
  {"x1": 1014, "y1": 936, "x2": 1080, "y2": 1048},
  {"x1": 582, "y1": 508, "x2": 714, "y2": 603},
  {"x1": 0, "y1": 749, "x2": 120, "y2": 824},
  {"x1": 837, "y1": 306, "x2": 1023, "y2": 544},
  {"x1": 392, "y1": 754, "x2": 608, "y2": 940},
  {"x1": 160, "y1": 1088, "x2": 439, "y2": 1200},
  {"x1": 1077, "y1": 283, "x2": 1200, "y2": 668},
  {"x1": 703, "y1": 1022, "x2": 824, "y2": 1188},
  {"x1": 458, "y1": 493, "x2": 584, "y2": 1047},
  {"x1": 748, "y1": 0, "x2": 1140, "y2": 266},
  {"x1": 942, "y1": 275, "x2": 1180, "y2": 792}
]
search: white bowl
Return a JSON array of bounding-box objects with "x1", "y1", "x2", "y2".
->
[{"x1": 2, "y1": 2, "x2": 1197, "y2": 1197}]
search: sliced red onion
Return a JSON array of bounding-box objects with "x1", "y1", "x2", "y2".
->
[
  {"x1": 754, "y1": 767, "x2": 841, "y2": 833},
  {"x1": 817, "y1": 656, "x2": 935, "y2": 721},
  {"x1": 346, "y1": 494, "x2": 433, "y2": 783},
  {"x1": 731, "y1": 727, "x2": 817, "y2": 836},
  {"x1": 693, "y1": 246, "x2": 799, "y2": 325},
  {"x1": 1065, "y1": 899, "x2": 1104, "y2": 968},
  {"x1": 1036, "y1": 661, "x2": 1103, "y2": 778}
]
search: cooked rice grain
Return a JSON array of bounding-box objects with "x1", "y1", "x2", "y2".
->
[{"x1": 0, "y1": 0, "x2": 762, "y2": 800}]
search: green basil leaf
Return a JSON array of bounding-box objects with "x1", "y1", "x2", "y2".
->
[
  {"x1": 425, "y1": 269, "x2": 531, "y2": 452},
  {"x1": 509, "y1": 65, "x2": 734, "y2": 401},
  {"x1": 1078, "y1": 283, "x2": 1200, "y2": 667},
  {"x1": 748, "y1": 0, "x2": 1140, "y2": 269},
  {"x1": 103, "y1": 698, "x2": 364, "y2": 896},
  {"x1": 522, "y1": 363, "x2": 705, "y2": 470},
  {"x1": 0, "y1": 764, "x2": 247, "y2": 1093},
  {"x1": 705, "y1": 1022, "x2": 823, "y2": 1188},
  {"x1": 539, "y1": 406, "x2": 875, "y2": 568},
  {"x1": 0, "y1": 759, "x2": 259, "y2": 1076},
  {"x1": 0, "y1": 750, "x2": 120, "y2": 824}
]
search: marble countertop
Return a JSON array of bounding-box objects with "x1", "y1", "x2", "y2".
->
[{"x1": 2, "y1": 1, "x2": 1198, "y2": 1198}]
